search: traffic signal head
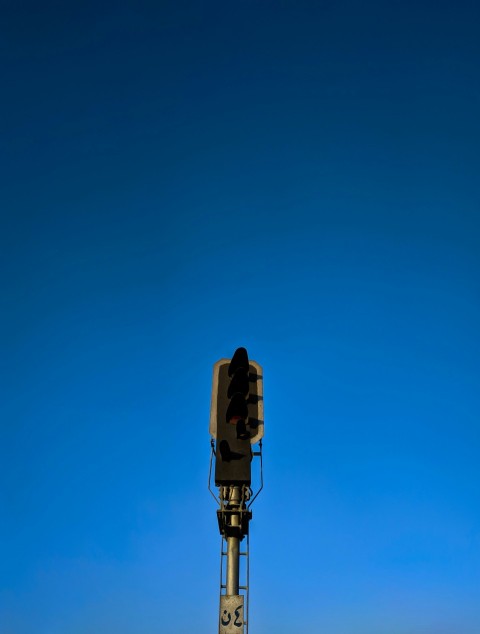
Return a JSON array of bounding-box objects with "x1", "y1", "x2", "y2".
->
[{"x1": 210, "y1": 347, "x2": 264, "y2": 486}]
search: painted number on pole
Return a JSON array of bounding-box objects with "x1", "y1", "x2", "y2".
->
[{"x1": 219, "y1": 595, "x2": 244, "y2": 634}]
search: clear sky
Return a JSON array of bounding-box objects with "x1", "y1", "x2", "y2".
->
[{"x1": 1, "y1": 1, "x2": 480, "y2": 633}]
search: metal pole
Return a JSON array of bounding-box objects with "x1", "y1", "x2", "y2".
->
[{"x1": 226, "y1": 486, "x2": 241, "y2": 595}]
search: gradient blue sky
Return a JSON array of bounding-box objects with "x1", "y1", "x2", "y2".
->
[{"x1": 1, "y1": 1, "x2": 480, "y2": 633}]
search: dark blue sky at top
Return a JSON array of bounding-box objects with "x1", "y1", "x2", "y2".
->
[{"x1": 1, "y1": 1, "x2": 479, "y2": 633}]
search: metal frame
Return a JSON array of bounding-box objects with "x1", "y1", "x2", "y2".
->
[
  {"x1": 208, "y1": 439, "x2": 220, "y2": 504},
  {"x1": 248, "y1": 440, "x2": 263, "y2": 509},
  {"x1": 209, "y1": 439, "x2": 264, "y2": 509}
]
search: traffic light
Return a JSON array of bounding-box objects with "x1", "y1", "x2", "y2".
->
[{"x1": 210, "y1": 347, "x2": 264, "y2": 486}]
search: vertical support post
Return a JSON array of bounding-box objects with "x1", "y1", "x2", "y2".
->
[
  {"x1": 210, "y1": 348, "x2": 264, "y2": 634},
  {"x1": 226, "y1": 486, "x2": 241, "y2": 595}
]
